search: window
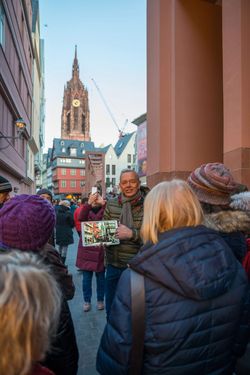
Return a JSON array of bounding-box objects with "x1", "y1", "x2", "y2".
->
[
  {"x1": 79, "y1": 159, "x2": 85, "y2": 165},
  {"x1": 61, "y1": 168, "x2": 66, "y2": 175},
  {"x1": 133, "y1": 154, "x2": 136, "y2": 163},
  {"x1": 106, "y1": 177, "x2": 110, "y2": 187},
  {"x1": 70, "y1": 180, "x2": 76, "y2": 188},
  {"x1": 127, "y1": 154, "x2": 132, "y2": 163},
  {"x1": 70, "y1": 148, "x2": 77, "y2": 156},
  {"x1": 62, "y1": 147, "x2": 66, "y2": 153},
  {"x1": 65, "y1": 158, "x2": 72, "y2": 163},
  {"x1": 80, "y1": 169, "x2": 85, "y2": 176},
  {"x1": 61, "y1": 140, "x2": 64, "y2": 146},
  {"x1": 112, "y1": 178, "x2": 116, "y2": 186},
  {"x1": 70, "y1": 169, "x2": 76, "y2": 176},
  {"x1": 127, "y1": 165, "x2": 131, "y2": 169},
  {"x1": 106, "y1": 164, "x2": 110, "y2": 175},
  {"x1": 0, "y1": 1, "x2": 5, "y2": 47},
  {"x1": 61, "y1": 180, "x2": 66, "y2": 188},
  {"x1": 74, "y1": 107, "x2": 78, "y2": 129},
  {"x1": 81, "y1": 143, "x2": 84, "y2": 148},
  {"x1": 111, "y1": 165, "x2": 116, "y2": 175}
]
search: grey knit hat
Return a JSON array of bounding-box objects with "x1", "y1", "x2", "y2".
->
[{"x1": 0, "y1": 176, "x2": 12, "y2": 193}]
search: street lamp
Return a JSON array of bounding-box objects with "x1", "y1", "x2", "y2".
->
[{"x1": 0, "y1": 118, "x2": 26, "y2": 150}]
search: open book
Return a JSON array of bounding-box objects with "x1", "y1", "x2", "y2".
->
[{"x1": 81, "y1": 220, "x2": 120, "y2": 246}]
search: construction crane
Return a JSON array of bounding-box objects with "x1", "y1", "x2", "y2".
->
[{"x1": 91, "y1": 78, "x2": 128, "y2": 138}]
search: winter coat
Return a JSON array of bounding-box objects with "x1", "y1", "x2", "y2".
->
[
  {"x1": 76, "y1": 203, "x2": 105, "y2": 272},
  {"x1": 204, "y1": 210, "x2": 250, "y2": 262},
  {"x1": 56, "y1": 205, "x2": 74, "y2": 246},
  {"x1": 97, "y1": 225, "x2": 248, "y2": 375},
  {"x1": 39, "y1": 244, "x2": 78, "y2": 375},
  {"x1": 103, "y1": 186, "x2": 147, "y2": 268},
  {"x1": 73, "y1": 206, "x2": 82, "y2": 233}
]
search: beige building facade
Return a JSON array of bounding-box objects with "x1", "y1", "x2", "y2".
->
[{"x1": 147, "y1": 0, "x2": 250, "y2": 188}]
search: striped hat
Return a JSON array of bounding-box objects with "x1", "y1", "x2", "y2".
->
[
  {"x1": 0, "y1": 176, "x2": 12, "y2": 193},
  {"x1": 187, "y1": 163, "x2": 238, "y2": 206}
]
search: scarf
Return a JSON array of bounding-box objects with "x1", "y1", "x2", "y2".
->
[{"x1": 119, "y1": 190, "x2": 142, "y2": 228}]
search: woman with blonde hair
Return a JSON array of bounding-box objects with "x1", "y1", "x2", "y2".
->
[
  {"x1": 97, "y1": 180, "x2": 248, "y2": 374},
  {"x1": 0, "y1": 250, "x2": 61, "y2": 375}
]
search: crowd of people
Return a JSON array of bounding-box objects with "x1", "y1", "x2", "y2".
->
[{"x1": 0, "y1": 162, "x2": 250, "y2": 374}]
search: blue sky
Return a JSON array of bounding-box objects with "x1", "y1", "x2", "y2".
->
[{"x1": 39, "y1": 0, "x2": 146, "y2": 151}]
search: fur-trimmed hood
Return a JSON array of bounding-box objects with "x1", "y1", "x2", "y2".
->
[{"x1": 204, "y1": 210, "x2": 250, "y2": 233}]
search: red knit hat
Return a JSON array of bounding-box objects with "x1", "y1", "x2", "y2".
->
[
  {"x1": 0, "y1": 194, "x2": 55, "y2": 250},
  {"x1": 187, "y1": 163, "x2": 238, "y2": 205}
]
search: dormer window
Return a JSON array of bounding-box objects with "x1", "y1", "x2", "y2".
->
[
  {"x1": 70, "y1": 148, "x2": 77, "y2": 156},
  {"x1": 61, "y1": 141, "x2": 64, "y2": 146},
  {"x1": 81, "y1": 143, "x2": 84, "y2": 147},
  {"x1": 62, "y1": 147, "x2": 66, "y2": 153},
  {"x1": 118, "y1": 142, "x2": 123, "y2": 148}
]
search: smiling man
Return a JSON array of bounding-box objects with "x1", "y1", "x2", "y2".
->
[{"x1": 103, "y1": 169, "x2": 148, "y2": 317}]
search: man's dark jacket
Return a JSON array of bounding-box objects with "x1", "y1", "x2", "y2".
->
[{"x1": 97, "y1": 226, "x2": 248, "y2": 375}]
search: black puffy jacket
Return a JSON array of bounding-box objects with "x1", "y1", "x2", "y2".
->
[
  {"x1": 56, "y1": 205, "x2": 74, "y2": 246},
  {"x1": 97, "y1": 226, "x2": 247, "y2": 375}
]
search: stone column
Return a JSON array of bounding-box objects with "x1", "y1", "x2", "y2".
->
[
  {"x1": 222, "y1": 0, "x2": 250, "y2": 187},
  {"x1": 147, "y1": 0, "x2": 223, "y2": 188}
]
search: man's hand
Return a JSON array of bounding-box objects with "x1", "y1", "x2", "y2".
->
[{"x1": 116, "y1": 224, "x2": 133, "y2": 240}]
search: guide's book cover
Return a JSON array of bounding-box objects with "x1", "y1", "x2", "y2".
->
[{"x1": 81, "y1": 220, "x2": 120, "y2": 246}]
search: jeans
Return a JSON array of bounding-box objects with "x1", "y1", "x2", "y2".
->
[
  {"x1": 105, "y1": 264, "x2": 127, "y2": 318},
  {"x1": 82, "y1": 270, "x2": 105, "y2": 303}
]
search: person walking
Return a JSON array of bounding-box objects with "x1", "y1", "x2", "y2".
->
[
  {"x1": 56, "y1": 200, "x2": 74, "y2": 264},
  {"x1": 104, "y1": 169, "x2": 148, "y2": 317},
  {"x1": 97, "y1": 180, "x2": 248, "y2": 375},
  {"x1": 76, "y1": 190, "x2": 106, "y2": 312}
]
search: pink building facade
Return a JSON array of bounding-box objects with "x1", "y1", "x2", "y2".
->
[
  {"x1": 147, "y1": 0, "x2": 250, "y2": 188},
  {"x1": 0, "y1": 0, "x2": 33, "y2": 194}
]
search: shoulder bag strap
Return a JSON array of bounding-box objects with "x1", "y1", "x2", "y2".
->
[{"x1": 129, "y1": 269, "x2": 145, "y2": 375}]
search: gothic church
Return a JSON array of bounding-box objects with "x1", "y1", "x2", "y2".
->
[{"x1": 61, "y1": 46, "x2": 90, "y2": 141}]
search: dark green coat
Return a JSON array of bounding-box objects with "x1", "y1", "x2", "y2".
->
[{"x1": 103, "y1": 188, "x2": 147, "y2": 268}]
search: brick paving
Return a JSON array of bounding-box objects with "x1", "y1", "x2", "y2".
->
[{"x1": 67, "y1": 230, "x2": 106, "y2": 375}]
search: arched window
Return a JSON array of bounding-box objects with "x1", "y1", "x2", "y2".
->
[
  {"x1": 74, "y1": 107, "x2": 78, "y2": 129},
  {"x1": 82, "y1": 114, "x2": 86, "y2": 133}
]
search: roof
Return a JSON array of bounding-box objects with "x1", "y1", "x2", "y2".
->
[
  {"x1": 98, "y1": 144, "x2": 112, "y2": 154},
  {"x1": 52, "y1": 138, "x2": 96, "y2": 158},
  {"x1": 132, "y1": 113, "x2": 147, "y2": 126},
  {"x1": 114, "y1": 132, "x2": 135, "y2": 157}
]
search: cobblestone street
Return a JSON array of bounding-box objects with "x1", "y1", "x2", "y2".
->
[{"x1": 67, "y1": 231, "x2": 106, "y2": 375}]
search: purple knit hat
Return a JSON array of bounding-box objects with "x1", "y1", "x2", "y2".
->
[
  {"x1": 187, "y1": 163, "x2": 238, "y2": 205},
  {"x1": 0, "y1": 194, "x2": 55, "y2": 250}
]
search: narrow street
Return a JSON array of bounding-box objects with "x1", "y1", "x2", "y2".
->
[{"x1": 67, "y1": 230, "x2": 106, "y2": 375}]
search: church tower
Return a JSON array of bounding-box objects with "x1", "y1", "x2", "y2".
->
[{"x1": 61, "y1": 46, "x2": 90, "y2": 141}]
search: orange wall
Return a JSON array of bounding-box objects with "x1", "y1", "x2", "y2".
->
[{"x1": 147, "y1": 0, "x2": 223, "y2": 185}]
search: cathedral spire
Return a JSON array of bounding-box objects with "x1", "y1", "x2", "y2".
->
[{"x1": 72, "y1": 45, "x2": 79, "y2": 78}]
